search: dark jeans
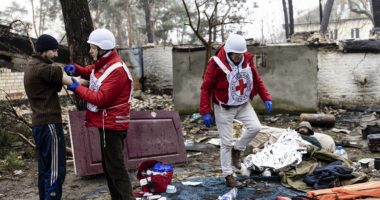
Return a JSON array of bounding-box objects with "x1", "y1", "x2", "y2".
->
[
  {"x1": 33, "y1": 123, "x2": 66, "y2": 200},
  {"x1": 99, "y1": 129, "x2": 135, "y2": 200}
]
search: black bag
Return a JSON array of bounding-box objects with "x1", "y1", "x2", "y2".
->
[{"x1": 361, "y1": 124, "x2": 380, "y2": 139}]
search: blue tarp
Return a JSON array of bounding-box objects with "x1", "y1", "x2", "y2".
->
[
  {"x1": 80, "y1": 175, "x2": 306, "y2": 199},
  {"x1": 162, "y1": 176, "x2": 306, "y2": 200}
]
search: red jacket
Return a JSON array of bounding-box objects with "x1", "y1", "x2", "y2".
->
[
  {"x1": 73, "y1": 50, "x2": 132, "y2": 130},
  {"x1": 199, "y1": 47, "x2": 271, "y2": 114}
]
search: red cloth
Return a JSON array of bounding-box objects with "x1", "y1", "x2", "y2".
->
[
  {"x1": 136, "y1": 160, "x2": 173, "y2": 194},
  {"x1": 73, "y1": 50, "x2": 132, "y2": 130},
  {"x1": 199, "y1": 46, "x2": 272, "y2": 114}
]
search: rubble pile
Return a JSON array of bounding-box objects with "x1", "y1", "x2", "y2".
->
[{"x1": 131, "y1": 92, "x2": 174, "y2": 111}]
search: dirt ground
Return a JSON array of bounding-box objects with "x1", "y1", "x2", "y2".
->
[{"x1": 1, "y1": 97, "x2": 380, "y2": 199}]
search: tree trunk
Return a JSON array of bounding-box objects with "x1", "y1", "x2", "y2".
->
[
  {"x1": 59, "y1": 0, "x2": 93, "y2": 110},
  {"x1": 320, "y1": 0, "x2": 334, "y2": 34},
  {"x1": 282, "y1": 0, "x2": 289, "y2": 39},
  {"x1": 319, "y1": 0, "x2": 323, "y2": 24},
  {"x1": 143, "y1": 0, "x2": 154, "y2": 43},
  {"x1": 203, "y1": 21, "x2": 213, "y2": 79},
  {"x1": 213, "y1": 4, "x2": 217, "y2": 42},
  {"x1": 288, "y1": 0, "x2": 294, "y2": 35},
  {"x1": 126, "y1": 0, "x2": 133, "y2": 47}
]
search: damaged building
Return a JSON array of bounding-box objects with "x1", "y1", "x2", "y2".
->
[
  {"x1": 172, "y1": 41, "x2": 380, "y2": 114},
  {"x1": 0, "y1": 24, "x2": 70, "y2": 100}
]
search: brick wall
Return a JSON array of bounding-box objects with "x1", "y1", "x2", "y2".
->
[
  {"x1": 0, "y1": 67, "x2": 69, "y2": 100},
  {"x1": 0, "y1": 68, "x2": 25, "y2": 100},
  {"x1": 318, "y1": 51, "x2": 380, "y2": 110}
]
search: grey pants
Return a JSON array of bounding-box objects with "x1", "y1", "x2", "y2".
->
[{"x1": 214, "y1": 102, "x2": 262, "y2": 176}]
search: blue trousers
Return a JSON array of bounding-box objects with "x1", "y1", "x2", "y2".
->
[{"x1": 33, "y1": 123, "x2": 66, "y2": 200}]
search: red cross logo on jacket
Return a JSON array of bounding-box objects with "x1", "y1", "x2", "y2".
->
[{"x1": 235, "y1": 79, "x2": 247, "y2": 95}]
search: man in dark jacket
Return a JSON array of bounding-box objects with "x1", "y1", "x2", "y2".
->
[{"x1": 24, "y1": 34, "x2": 72, "y2": 200}]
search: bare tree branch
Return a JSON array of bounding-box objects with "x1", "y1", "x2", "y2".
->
[
  {"x1": 9, "y1": 20, "x2": 35, "y2": 53},
  {"x1": 196, "y1": 0, "x2": 201, "y2": 32},
  {"x1": 220, "y1": 0, "x2": 231, "y2": 41},
  {"x1": 8, "y1": 131, "x2": 36, "y2": 148},
  {"x1": 0, "y1": 89, "x2": 32, "y2": 129},
  {"x1": 30, "y1": 0, "x2": 39, "y2": 37},
  {"x1": 348, "y1": 0, "x2": 374, "y2": 24},
  {"x1": 182, "y1": 0, "x2": 208, "y2": 46}
]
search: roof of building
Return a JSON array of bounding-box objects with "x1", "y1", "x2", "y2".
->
[{"x1": 0, "y1": 24, "x2": 69, "y2": 63}]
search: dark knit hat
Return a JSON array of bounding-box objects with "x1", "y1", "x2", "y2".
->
[{"x1": 35, "y1": 34, "x2": 58, "y2": 52}]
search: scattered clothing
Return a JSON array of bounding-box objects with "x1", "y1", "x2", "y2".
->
[
  {"x1": 303, "y1": 161, "x2": 354, "y2": 189},
  {"x1": 279, "y1": 146, "x2": 368, "y2": 192}
]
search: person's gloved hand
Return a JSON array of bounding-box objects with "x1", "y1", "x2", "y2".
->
[
  {"x1": 264, "y1": 100, "x2": 272, "y2": 113},
  {"x1": 67, "y1": 77, "x2": 80, "y2": 92},
  {"x1": 64, "y1": 64, "x2": 76, "y2": 75},
  {"x1": 203, "y1": 113, "x2": 213, "y2": 128}
]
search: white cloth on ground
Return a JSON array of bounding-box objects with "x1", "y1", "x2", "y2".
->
[{"x1": 242, "y1": 128, "x2": 311, "y2": 173}]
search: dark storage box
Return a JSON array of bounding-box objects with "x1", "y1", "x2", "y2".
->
[
  {"x1": 368, "y1": 133, "x2": 380, "y2": 152},
  {"x1": 362, "y1": 125, "x2": 380, "y2": 139}
]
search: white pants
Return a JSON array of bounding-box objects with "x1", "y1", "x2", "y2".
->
[{"x1": 214, "y1": 102, "x2": 262, "y2": 176}]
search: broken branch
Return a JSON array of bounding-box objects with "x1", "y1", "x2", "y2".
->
[{"x1": 8, "y1": 131, "x2": 36, "y2": 148}]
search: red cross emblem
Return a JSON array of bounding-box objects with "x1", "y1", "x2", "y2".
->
[{"x1": 235, "y1": 79, "x2": 246, "y2": 95}]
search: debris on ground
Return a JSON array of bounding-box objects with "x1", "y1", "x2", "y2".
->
[{"x1": 1, "y1": 92, "x2": 380, "y2": 199}]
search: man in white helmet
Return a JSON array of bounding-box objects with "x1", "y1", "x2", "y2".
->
[
  {"x1": 200, "y1": 34, "x2": 272, "y2": 188},
  {"x1": 64, "y1": 28, "x2": 135, "y2": 199}
]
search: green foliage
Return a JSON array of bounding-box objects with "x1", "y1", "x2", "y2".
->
[
  {"x1": 3, "y1": 151, "x2": 25, "y2": 169},
  {"x1": 0, "y1": 130, "x2": 18, "y2": 147}
]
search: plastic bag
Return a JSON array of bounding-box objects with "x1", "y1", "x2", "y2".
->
[{"x1": 218, "y1": 188, "x2": 237, "y2": 200}]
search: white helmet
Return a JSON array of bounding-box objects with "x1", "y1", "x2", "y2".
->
[
  {"x1": 224, "y1": 34, "x2": 247, "y2": 54},
  {"x1": 87, "y1": 28, "x2": 116, "y2": 50}
]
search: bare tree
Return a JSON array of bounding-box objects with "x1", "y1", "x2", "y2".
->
[
  {"x1": 126, "y1": 0, "x2": 134, "y2": 47},
  {"x1": 143, "y1": 0, "x2": 154, "y2": 43},
  {"x1": 30, "y1": 0, "x2": 39, "y2": 37},
  {"x1": 182, "y1": 0, "x2": 217, "y2": 77},
  {"x1": 319, "y1": 0, "x2": 323, "y2": 24},
  {"x1": 320, "y1": 0, "x2": 335, "y2": 34},
  {"x1": 288, "y1": 0, "x2": 294, "y2": 35},
  {"x1": 348, "y1": 0, "x2": 374, "y2": 24},
  {"x1": 28, "y1": 0, "x2": 62, "y2": 37},
  {"x1": 182, "y1": 0, "x2": 243, "y2": 77},
  {"x1": 59, "y1": 0, "x2": 93, "y2": 65},
  {"x1": 282, "y1": 0, "x2": 289, "y2": 39},
  {"x1": 220, "y1": 1, "x2": 232, "y2": 41}
]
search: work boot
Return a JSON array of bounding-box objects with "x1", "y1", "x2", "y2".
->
[
  {"x1": 231, "y1": 148, "x2": 241, "y2": 169},
  {"x1": 225, "y1": 175, "x2": 245, "y2": 188}
]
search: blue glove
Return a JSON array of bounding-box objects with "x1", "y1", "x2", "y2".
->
[
  {"x1": 64, "y1": 64, "x2": 76, "y2": 75},
  {"x1": 203, "y1": 113, "x2": 213, "y2": 128},
  {"x1": 67, "y1": 77, "x2": 80, "y2": 92},
  {"x1": 264, "y1": 100, "x2": 272, "y2": 113}
]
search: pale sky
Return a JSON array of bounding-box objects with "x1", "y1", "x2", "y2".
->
[
  {"x1": 243, "y1": 0, "x2": 320, "y2": 43},
  {"x1": 1, "y1": 0, "x2": 320, "y2": 44}
]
